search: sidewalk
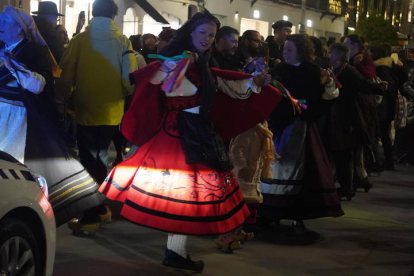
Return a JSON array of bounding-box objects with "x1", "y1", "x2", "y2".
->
[{"x1": 53, "y1": 164, "x2": 414, "y2": 276}]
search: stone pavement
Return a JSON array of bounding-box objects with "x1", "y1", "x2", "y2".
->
[{"x1": 53, "y1": 165, "x2": 414, "y2": 276}]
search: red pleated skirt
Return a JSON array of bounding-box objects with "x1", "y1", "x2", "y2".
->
[{"x1": 100, "y1": 106, "x2": 250, "y2": 235}]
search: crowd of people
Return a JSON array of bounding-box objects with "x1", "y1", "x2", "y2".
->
[{"x1": 0, "y1": 0, "x2": 413, "y2": 273}]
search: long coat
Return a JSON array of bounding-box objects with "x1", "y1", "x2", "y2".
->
[{"x1": 331, "y1": 64, "x2": 383, "y2": 150}]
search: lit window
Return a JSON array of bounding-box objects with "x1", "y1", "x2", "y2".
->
[
  {"x1": 307, "y1": 20, "x2": 312, "y2": 27},
  {"x1": 253, "y1": 10, "x2": 260, "y2": 19},
  {"x1": 123, "y1": 8, "x2": 139, "y2": 38},
  {"x1": 283, "y1": 15, "x2": 288, "y2": 21}
]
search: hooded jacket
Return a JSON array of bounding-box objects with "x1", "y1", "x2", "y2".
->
[{"x1": 57, "y1": 17, "x2": 137, "y2": 126}]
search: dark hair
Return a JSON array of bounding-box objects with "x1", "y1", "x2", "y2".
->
[
  {"x1": 158, "y1": 27, "x2": 176, "y2": 43},
  {"x1": 241, "y1": 30, "x2": 260, "y2": 42},
  {"x1": 329, "y1": 43, "x2": 350, "y2": 63},
  {"x1": 129, "y1": 34, "x2": 142, "y2": 52},
  {"x1": 141, "y1": 33, "x2": 157, "y2": 49},
  {"x1": 265, "y1": 35, "x2": 274, "y2": 43},
  {"x1": 92, "y1": 0, "x2": 118, "y2": 18},
  {"x1": 286, "y1": 34, "x2": 315, "y2": 63},
  {"x1": 159, "y1": 11, "x2": 220, "y2": 120},
  {"x1": 346, "y1": 34, "x2": 364, "y2": 51},
  {"x1": 369, "y1": 45, "x2": 388, "y2": 61},
  {"x1": 309, "y1": 36, "x2": 323, "y2": 58},
  {"x1": 216, "y1": 26, "x2": 239, "y2": 42},
  {"x1": 160, "y1": 11, "x2": 220, "y2": 57},
  {"x1": 141, "y1": 33, "x2": 156, "y2": 43},
  {"x1": 377, "y1": 43, "x2": 392, "y2": 57}
]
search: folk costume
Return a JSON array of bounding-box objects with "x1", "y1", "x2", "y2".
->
[
  {"x1": 0, "y1": 6, "x2": 103, "y2": 227},
  {"x1": 99, "y1": 12, "x2": 283, "y2": 237},
  {"x1": 260, "y1": 61, "x2": 344, "y2": 222},
  {"x1": 229, "y1": 121, "x2": 276, "y2": 223}
]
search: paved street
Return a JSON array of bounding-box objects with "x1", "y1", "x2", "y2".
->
[{"x1": 53, "y1": 164, "x2": 414, "y2": 276}]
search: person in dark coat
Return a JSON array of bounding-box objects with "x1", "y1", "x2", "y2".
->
[
  {"x1": 233, "y1": 30, "x2": 264, "y2": 72},
  {"x1": 260, "y1": 34, "x2": 343, "y2": 236},
  {"x1": 210, "y1": 26, "x2": 241, "y2": 71},
  {"x1": 344, "y1": 34, "x2": 380, "y2": 185},
  {"x1": 328, "y1": 43, "x2": 387, "y2": 199},
  {"x1": 141, "y1": 33, "x2": 157, "y2": 64},
  {"x1": 32, "y1": 1, "x2": 65, "y2": 63},
  {"x1": 268, "y1": 20, "x2": 292, "y2": 68},
  {"x1": 369, "y1": 45, "x2": 398, "y2": 170}
]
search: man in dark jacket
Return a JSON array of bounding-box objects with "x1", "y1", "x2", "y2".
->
[
  {"x1": 32, "y1": 1, "x2": 65, "y2": 63},
  {"x1": 370, "y1": 45, "x2": 398, "y2": 170},
  {"x1": 211, "y1": 26, "x2": 241, "y2": 71},
  {"x1": 268, "y1": 20, "x2": 292, "y2": 68},
  {"x1": 233, "y1": 30, "x2": 265, "y2": 73}
]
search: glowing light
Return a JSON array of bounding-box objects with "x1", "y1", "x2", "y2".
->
[
  {"x1": 283, "y1": 15, "x2": 288, "y2": 21},
  {"x1": 253, "y1": 10, "x2": 260, "y2": 19},
  {"x1": 348, "y1": 27, "x2": 355, "y2": 31},
  {"x1": 307, "y1": 20, "x2": 312, "y2": 27}
]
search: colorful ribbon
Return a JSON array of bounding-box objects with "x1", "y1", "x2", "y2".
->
[
  {"x1": 148, "y1": 51, "x2": 194, "y2": 94},
  {"x1": 271, "y1": 80, "x2": 307, "y2": 115}
]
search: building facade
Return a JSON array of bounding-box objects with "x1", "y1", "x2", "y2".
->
[{"x1": 2, "y1": 0, "x2": 347, "y2": 41}]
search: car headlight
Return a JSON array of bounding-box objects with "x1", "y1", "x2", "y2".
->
[{"x1": 30, "y1": 172, "x2": 49, "y2": 199}]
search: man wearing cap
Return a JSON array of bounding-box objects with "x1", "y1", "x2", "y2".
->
[
  {"x1": 268, "y1": 20, "x2": 292, "y2": 68},
  {"x1": 32, "y1": 1, "x2": 65, "y2": 63}
]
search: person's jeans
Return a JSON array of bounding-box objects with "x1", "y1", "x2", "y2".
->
[{"x1": 76, "y1": 124, "x2": 118, "y2": 184}]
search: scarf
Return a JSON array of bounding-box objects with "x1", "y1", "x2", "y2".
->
[{"x1": 257, "y1": 121, "x2": 279, "y2": 179}]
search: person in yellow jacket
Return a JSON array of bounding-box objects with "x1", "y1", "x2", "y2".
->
[{"x1": 56, "y1": 0, "x2": 137, "y2": 231}]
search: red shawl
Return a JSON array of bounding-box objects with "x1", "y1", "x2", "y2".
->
[{"x1": 123, "y1": 62, "x2": 282, "y2": 146}]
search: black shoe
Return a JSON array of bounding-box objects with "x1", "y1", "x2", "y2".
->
[
  {"x1": 337, "y1": 188, "x2": 356, "y2": 201},
  {"x1": 162, "y1": 249, "x2": 204, "y2": 273},
  {"x1": 353, "y1": 177, "x2": 373, "y2": 192},
  {"x1": 292, "y1": 220, "x2": 307, "y2": 236}
]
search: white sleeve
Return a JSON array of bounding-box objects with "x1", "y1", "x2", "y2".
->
[
  {"x1": 11, "y1": 68, "x2": 46, "y2": 94},
  {"x1": 217, "y1": 76, "x2": 261, "y2": 99},
  {"x1": 322, "y1": 78, "x2": 339, "y2": 100},
  {"x1": 136, "y1": 54, "x2": 147, "y2": 69}
]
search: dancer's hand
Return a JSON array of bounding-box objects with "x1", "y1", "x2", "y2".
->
[{"x1": 253, "y1": 69, "x2": 271, "y2": 86}]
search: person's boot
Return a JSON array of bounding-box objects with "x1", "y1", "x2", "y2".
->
[
  {"x1": 162, "y1": 248, "x2": 204, "y2": 272},
  {"x1": 67, "y1": 218, "x2": 101, "y2": 236}
]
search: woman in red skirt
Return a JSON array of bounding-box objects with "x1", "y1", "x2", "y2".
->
[{"x1": 99, "y1": 11, "x2": 282, "y2": 272}]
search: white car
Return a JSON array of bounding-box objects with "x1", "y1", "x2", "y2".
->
[{"x1": 0, "y1": 151, "x2": 56, "y2": 276}]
